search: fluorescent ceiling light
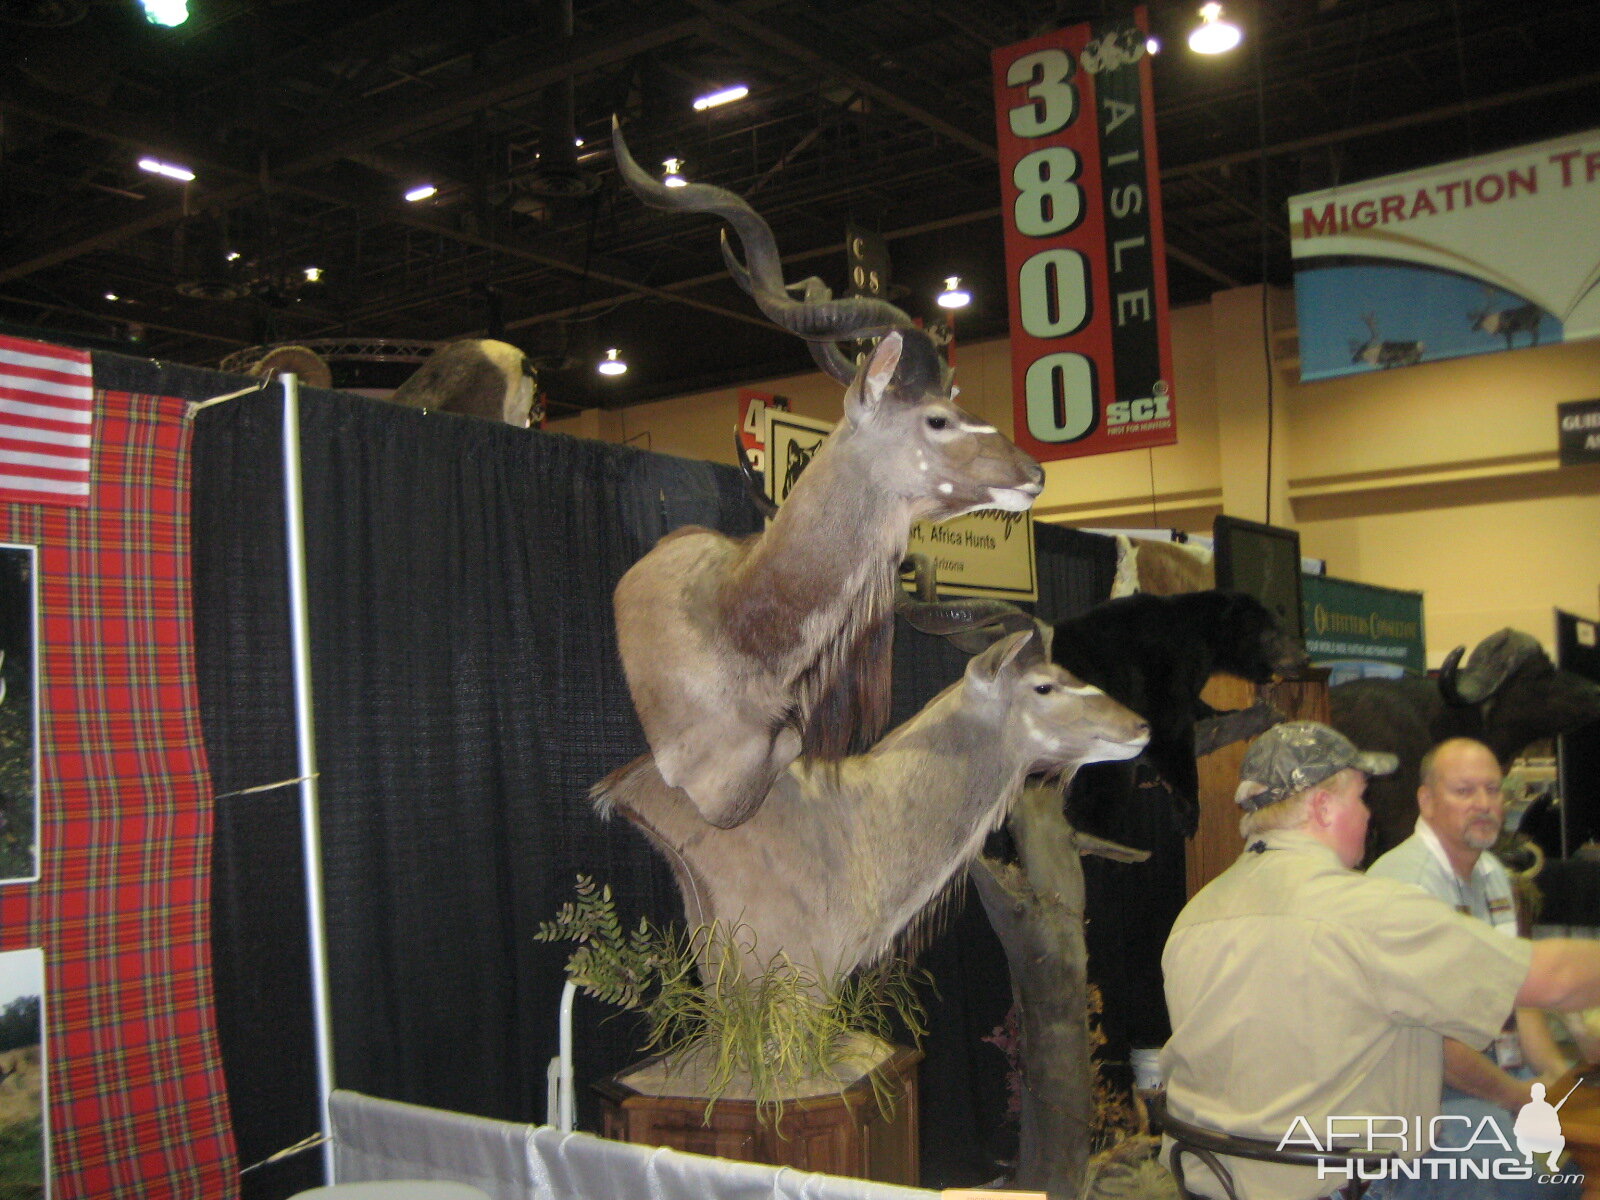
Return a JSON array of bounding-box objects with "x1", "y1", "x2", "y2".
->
[
  {"x1": 138, "y1": 157, "x2": 195, "y2": 182},
  {"x1": 693, "y1": 85, "x2": 750, "y2": 111},
  {"x1": 405, "y1": 184, "x2": 438, "y2": 202}
]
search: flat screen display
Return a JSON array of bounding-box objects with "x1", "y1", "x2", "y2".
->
[{"x1": 1212, "y1": 515, "x2": 1305, "y2": 642}]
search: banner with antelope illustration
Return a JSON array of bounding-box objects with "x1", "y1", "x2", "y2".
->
[{"x1": 1289, "y1": 127, "x2": 1600, "y2": 381}]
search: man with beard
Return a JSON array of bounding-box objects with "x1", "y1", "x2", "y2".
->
[{"x1": 1368, "y1": 737, "x2": 1576, "y2": 1195}]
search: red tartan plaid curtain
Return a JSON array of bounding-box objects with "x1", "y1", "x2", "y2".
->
[{"x1": 0, "y1": 386, "x2": 236, "y2": 1198}]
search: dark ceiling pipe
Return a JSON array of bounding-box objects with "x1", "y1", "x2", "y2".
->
[{"x1": 525, "y1": 0, "x2": 599, "y2": 199}]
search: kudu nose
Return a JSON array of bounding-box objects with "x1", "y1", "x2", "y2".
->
[{"x1": 1021, "y1": 461, "x2": 1045, "y2": 493}]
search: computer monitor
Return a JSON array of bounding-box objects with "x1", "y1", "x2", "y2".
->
[{"x1": 1212, "y1": 515, "x2": 1305, "y2": 642}]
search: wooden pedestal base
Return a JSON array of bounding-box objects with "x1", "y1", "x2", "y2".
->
[{"x1": 594, "y1": 1044, "x2": 921, "y2": 1185}]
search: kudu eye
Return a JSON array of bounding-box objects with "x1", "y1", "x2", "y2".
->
[
  {"x1": 1034, "y1": 682, "x2": 1054, "y2": 695},
  {"x1": 925, "y1": 414, "x2": 948, "y2": 431}
]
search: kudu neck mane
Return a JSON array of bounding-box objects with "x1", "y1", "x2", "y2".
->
[{"x1": 719, "y1": 423, "x2": 913, "y2": 760}]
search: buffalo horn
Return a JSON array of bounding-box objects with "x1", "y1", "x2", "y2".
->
[
  {"x1": 1443, "y1": 629, "x2": 1541, "y2": 707},
  {"x1": 1437, "y1": 644, "x2": 1470, "y2": 706}
]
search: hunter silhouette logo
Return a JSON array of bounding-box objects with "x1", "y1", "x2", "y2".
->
[
  {"x1": 1514, "y1": 1080, "x2": 1580, "y2": 1172},
  {"x1": 1281, "y1": 1084, "x2": 1589, "y2": 1186}
]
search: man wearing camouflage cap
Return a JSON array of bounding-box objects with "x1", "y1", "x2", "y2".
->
[{"x1": 1160, "y1": 721, "x2": 1600, "y2": 1200}]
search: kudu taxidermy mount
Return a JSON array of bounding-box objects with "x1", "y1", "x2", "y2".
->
[
  {"x1": 608, "y1": 118, "x2": 1044, "y2": 829},
  {"x1": 594, "y1": 625, "x2": 1149, "y2": 983}
]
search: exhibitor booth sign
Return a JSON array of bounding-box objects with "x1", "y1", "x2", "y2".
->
[
  {"x1": 991, "y1": 10, "x2": 1177, "y2": 461},
  {"x1": 765, "y1": 410, "x2": 1037, "y2": 602},
  {"x1": 1559, "y1": 397, "x2": 1600, "y2": 467},
  {"x1": 1289, "y1": 128, "x2": 1600, "y2": 381},
  {"x1": 1301, "y1": 574, "x2": 1426, "y2": 685}
]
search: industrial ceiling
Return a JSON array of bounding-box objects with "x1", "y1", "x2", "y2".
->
[{"x1": 3, "y1": 0, "x2": 1598, "y2": 415}]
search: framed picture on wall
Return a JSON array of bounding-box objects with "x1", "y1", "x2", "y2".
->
[
  {"x1": 0, "y1": 947, "x2": 47, "y2": 1199},
  {"x1": 0, "y1": 546, "x2": 37, "y2": 885}
]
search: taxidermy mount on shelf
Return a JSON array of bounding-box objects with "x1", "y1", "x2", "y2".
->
[
  {"x1": 595, "y1": 626, "x2": 1149, "y2": 984},
  {"x1": 608, "y1": 119, "x2": 1043, "y2": 830}
]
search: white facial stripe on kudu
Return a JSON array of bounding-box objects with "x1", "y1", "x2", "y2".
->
[{"x1": 957, "y1": 421, "x2": 996, "y2": 434}]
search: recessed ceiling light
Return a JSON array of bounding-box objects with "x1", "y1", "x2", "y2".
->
[
  {"x1": 937, "y1": 276, "x2": 971, "y2": 310},
  {"x1": 598, "y1": 348, "x2": 628, "y2": 376},
  {"x1": 662, "y1": 158, "x2": 688, "y2": 188},
  {"x1": 304, "y1": 267, "x2": 323, "y2": 282},
  {"x1": 1189, "y1": 2, "x2": 1242, "y2": 54},
  {"x1": 139, "y1": 0, "x2": 188, "y2": 26}
]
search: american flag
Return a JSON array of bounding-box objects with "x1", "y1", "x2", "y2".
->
[{"x1": 0, "y1": 334, "x2": 94, "y2": 507}]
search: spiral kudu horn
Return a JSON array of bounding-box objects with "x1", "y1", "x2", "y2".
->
[
  {"x1": 611, "y1": 117, "x2": 915, "y2": 382},
  {"x1": 895, "y1": 595, "x2": 1048, "y2": 656},
  {"x1": 718, "y1": 232, "x2": 861, "y2": 384}
]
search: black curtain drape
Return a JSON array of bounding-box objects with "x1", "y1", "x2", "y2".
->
[{"x1": 191, "y1": 388, "x2": 1130, "y2": 1197}]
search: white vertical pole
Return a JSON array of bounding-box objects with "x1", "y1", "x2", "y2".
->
[
  {"x1": 280, "y1": 372, "x2": 338, "y2": 1181},
  {"x1": 558, "y1": 979, "x2": 577, "y2": 1131}
]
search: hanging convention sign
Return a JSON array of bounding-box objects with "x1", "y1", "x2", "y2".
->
[
  {"x1": 1559, "y1": 398, "x2": 1600, "y2": 467},
  {"x1": 1301, "y1": 574, "x2": 1427, "y2": 686},
  {"x1": 991, "y1": 10, "x2": 1177, "y2": 463},
  {"x1": 765, "y1": 410, "x2": 1037, "y2": 602},
  {"x1": 1288, "y1": 128, "x2": 1600, "y2": 382}
]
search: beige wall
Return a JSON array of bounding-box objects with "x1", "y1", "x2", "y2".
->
[{"x1": 548, "y1": 289, "x2": 1600, "y2": 663}]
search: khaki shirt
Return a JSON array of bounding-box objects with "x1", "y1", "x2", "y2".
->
[{"x1": 1160, "y1": 829, "x2": 1531, "y2": 1200}]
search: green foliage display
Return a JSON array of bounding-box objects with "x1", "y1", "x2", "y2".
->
[
  {"x1": 536, "y1": 875, "x2": 929, "y2": 1124},
  {"x1": 0, "y1": 1118, "x2": 43, "y2": 1200}
]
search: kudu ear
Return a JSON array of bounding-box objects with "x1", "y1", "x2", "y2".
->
[
  {"x1": 847, "y1": 331, "x2": 903, "y2": 417},
  {"x1": 967, "y1": 627, "x2": 1044, "y2": 690}
]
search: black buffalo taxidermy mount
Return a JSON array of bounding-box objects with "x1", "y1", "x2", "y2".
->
[{"x1": 1329, "y1": 628, "x2": 1600, "y2": 862}]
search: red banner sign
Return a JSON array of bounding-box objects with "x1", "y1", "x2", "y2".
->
[
  {"x1": 738, "y1": 388, "x2": 788, "y2": 476},
  {"x1": 992, "y1": 11, "x2": 1176, "y2": 461}
]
